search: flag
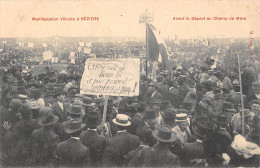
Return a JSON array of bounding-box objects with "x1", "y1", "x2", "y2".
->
[
  {"x1": 146, "y1": 23, "x2": 159, "y2": 62},
  {"x1": 146, "y1": 23, "x2": 171, "y2": 72}
]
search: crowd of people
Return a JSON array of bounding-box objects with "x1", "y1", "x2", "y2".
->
[{"x1": 0, "y1": 38, "x2": 260, "y2": 167}]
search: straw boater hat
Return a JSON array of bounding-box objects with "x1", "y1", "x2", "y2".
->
[
  {"x1": 152, "y1": 125, "x2": 177, "y2": 142},
  {"x1": 175, "y1": 113, "x2": 188, "y2": 122},
  {"x1": 112, "y1": 114, "x2": 131, "y2": 126},
  {"x1": 65, "y1": 119, "x2": 86, "y2": 134}
]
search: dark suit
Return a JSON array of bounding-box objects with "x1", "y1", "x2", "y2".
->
[
  {"x1": 102, "y1": 131, "x2": 140, "y2": 166},
  {"x1": 208, "y1": 128, "x2": 232, "y2": 167},
  {"x1": 80, "y1": 129, "x2": 107, "y2": 166},
  {"x1": 30, "y1": 128, "x2": 60, "y2": 166},
  {"x1": 129, "y1": 113, "x2": 144, "y2": 135},
  {"x1": 5, "y1": 119, "x2": 40, "y2": 166},
  {"x1": 181, "y1": 140, "x2": 206, "y2": 167},
  {"x1": 51, "y1": 102, "x2": 69, "y2": 123},
  {"x1": 129, "y1": 143, "x2": 180, "y2": 167},
  {"x1": 55, "y1": 138, "x2": 90, "y2": 167}
]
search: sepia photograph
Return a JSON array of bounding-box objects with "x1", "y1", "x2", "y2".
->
[{"x1": 0, "y1": 0, "x2": 260, "y2": 167}]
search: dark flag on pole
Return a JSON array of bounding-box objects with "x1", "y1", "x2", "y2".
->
[
  {"x1": 146, "y1": 23, "x2": 159, "y2": 62},
  {"x1": 146, "y1": 23, "x2": 171, "y2": 72}
]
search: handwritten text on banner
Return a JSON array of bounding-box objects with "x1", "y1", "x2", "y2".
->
[{"x1": 80, "y1": 58, "x2": 140, "y2": 96}]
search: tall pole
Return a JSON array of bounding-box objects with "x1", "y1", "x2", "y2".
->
[
  {"x1": 146, "y1": 23, "x2": 148, "y2": 77},
  {"x1": 237, "y1": 51, "x2": 245, "y2": 136}
]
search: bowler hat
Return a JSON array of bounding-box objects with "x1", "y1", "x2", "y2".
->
[
  {"x1": 214, "y1": 114, "x2": 228, "y2": 124},
  {"x1": 161, "y1": 108, "x2": 176, "y2": 121},
  {"x1": 68, "y1": 104, "x2": 83, "y2": 115},
  {"x1": 38, "y1": 107, "x2": 53, "y2": 118},
  {"x1": 143, "y1": 108, "x2": 158, "y2": 120},
  {"x1": 38, "y1": 113, "x2": 59, "y2": 126},
  {"x1": 65, "y1": 119, "x2": 86, "y2": 134},
  {"x1": 9, "y1": 99, "x2": 23, "y2": 110},
  {"x1": 82, "y1": 97, "x2": 95, "y2": 106},
  {"x1": 152, "y1": 125, "x2": 177, "y2": 142},
  {"x1": 86, "y1": 111, "x2": 99, "y2": 127},
  {"x1": 112, "y1": 114, "x2": 131, "y2": 126},
  {"x1": 136, "y1": 125, "x2": 153, "y2": 142},
  {"x1": 192, "y1": 124, "x2": 208, "y2": 139},
  {"x1": 55, "y1": 89, "x2": 66, "y2": 97}
]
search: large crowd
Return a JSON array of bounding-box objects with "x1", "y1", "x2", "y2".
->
[{"x1": 0, "y1": 39, "x2": 260, "y2": 167}]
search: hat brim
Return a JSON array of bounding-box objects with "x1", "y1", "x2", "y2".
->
[
  {"x1": 65, "y1": 123, "x2": 86, "y2": 134},
  {"x1": 152, "y1": 129, "x2": 177, "y2": 142},
  {"x1": 175, "y1": 119, "x2": 188, "y2": 122},
  {"x1": 112, "y1": 118, "x2": 131, "y2": 126},
  {"x1": 82, "y1": 103, "x2": 95, "y2": 106},
  {"x1": 225, "y1": 109, "x2": 237, "y2": 113},
  {"x1": 38, "y1": 116, "x2": 59, "y2": 126}
]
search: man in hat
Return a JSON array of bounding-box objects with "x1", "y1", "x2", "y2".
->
[
  {"x1": 74, "y1": 94, "x2": 84, "y2": 105},
  {"x1": 44, "y1": 93, "x2": 55, "y2": 107},
  {"x1": 82, "y1": 96, "x2": 95, "y2": 116},
  {"x1": 129, "y1": 125, "x2": 180, "y2": 167},
  {"x1": 180, "y1": 124, "x2": 208, "y2": 167},
  {"x1": 51, "y1": 90, "x2": 69, "y2": 123},
  {"x1": 250, "y1": 100, "x2": 260, "y2": 117},
  {"x1": 146, "y1": 81, "x2": 163, "y2": 101},
  {"x1": 160, "y1": 108, "x2": 176, "y2": 129},
  {"x1": 102, "y1": 114, "x2": 140, "y2": 167},
  {"x1": 30, "y1": 112, "x2": 60, "y2": 166},
  {"x1": 80, "y1": 112, "x2": 107, "y2": 166},
  {"x1": 58, "y1": 102, "x2": 85, "y2": 141},
  {"x1": 208, "y1": 114, "x2": 232, "y2": 167},
  {"x1": 230, "y1": 109, "x2": 253, "y2": 136},
  {"x1": 125, "y1": 124, "x2": 153, "y2": 165},
  {"x1": 3, "y1": 103, "x2": 40, "y2": 166},
  {"x1": 54, "y1": 119, "x2": 90, "y2": 166},
  {"x1": 172, "y1": 113, "x2": 193, "y2": 144},
  {"x1": 66, "y1": 86, "x2": 78, "y2": 104},
  {"x1": 128, "y1": 101, "x2": 146, "y2": 135}
]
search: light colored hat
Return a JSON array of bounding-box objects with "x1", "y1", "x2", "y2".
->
[
  {"x1": 60, "y1": 70, "x2": 68, "y2": 74},
  {"x1": 112, "y1": 114, "x2": 131, "y2": 126},
  {"x1": 175, "y1": 113, "x2": 188, "y2": 122}
]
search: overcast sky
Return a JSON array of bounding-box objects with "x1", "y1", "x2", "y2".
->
[{"x1": 0, "y1": 0, "x2": 259, "y2": 39}]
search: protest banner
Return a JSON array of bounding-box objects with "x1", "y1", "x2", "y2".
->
[{"x1": 80, "y1": 58, "x2": 140, "y2": 96}]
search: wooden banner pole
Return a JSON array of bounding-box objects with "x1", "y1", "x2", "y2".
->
[
  {"x1": 237, "y1": 51, "x2": 245, "y2": 136},
  {"x1": 101, "y1": 95, "x2": 109, "y2": 136}
]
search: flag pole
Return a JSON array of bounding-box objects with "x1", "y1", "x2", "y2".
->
[{"x1": 237, "y1": 51, "x2": 245, "y2": 136}]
